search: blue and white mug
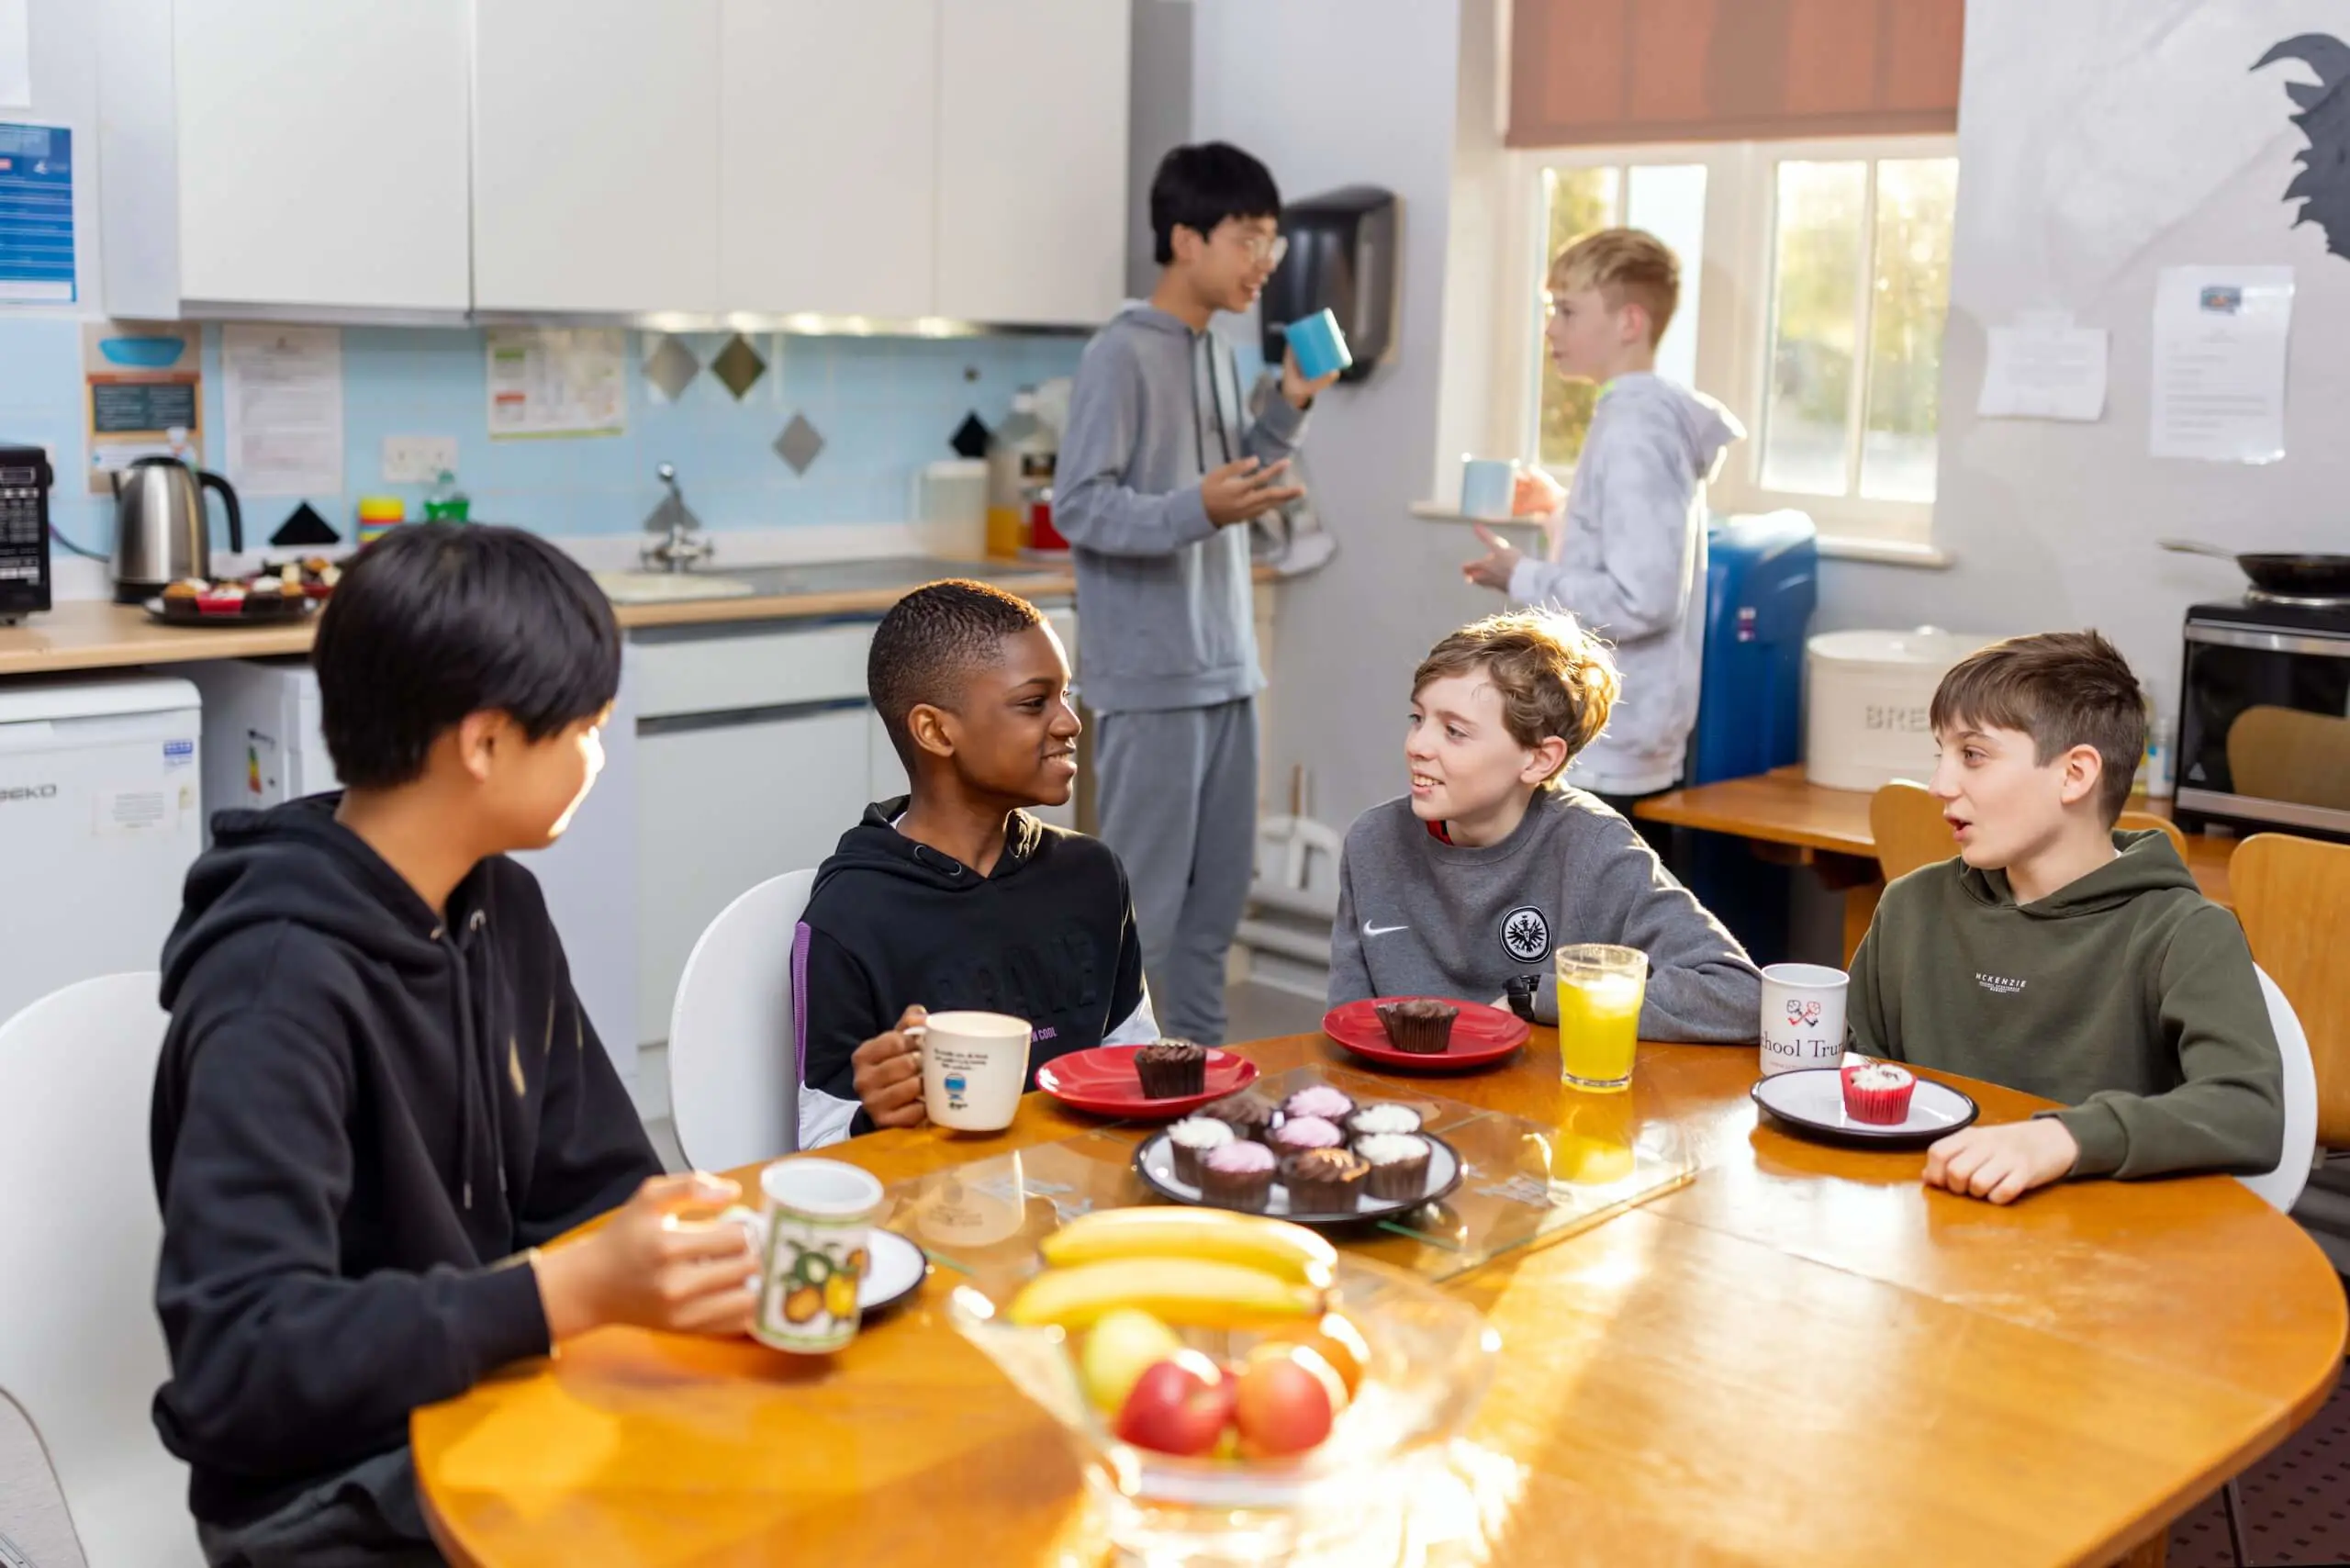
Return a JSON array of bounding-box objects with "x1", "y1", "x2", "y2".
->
[
  {"x1": 1460, "y1": 456, "x2": 1519, "y2": 521},
  {"x1": 1283, "y1": 308, "x2": 1353, "y2": 382}
]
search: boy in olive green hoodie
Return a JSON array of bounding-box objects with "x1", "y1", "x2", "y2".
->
[{"x1": 1847, "y1": 631, "x2": 2282, "y2": 1205}]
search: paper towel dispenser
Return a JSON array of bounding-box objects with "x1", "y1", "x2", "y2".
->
[{"x1": 1260, "y1": 185, "x2": 1397, "y2": 385}]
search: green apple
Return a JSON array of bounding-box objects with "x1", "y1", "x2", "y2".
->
[{"x1": 1080, "y1": 1307, "x2": 1184, "y2": 1413}]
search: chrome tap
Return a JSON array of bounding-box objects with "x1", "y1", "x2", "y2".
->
[{"x1": 640, "y1": 463, "x2": 711, "y2": 572}]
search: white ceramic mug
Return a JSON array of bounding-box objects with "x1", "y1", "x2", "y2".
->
[
  {"x1": 1460, "y1": 456, "x2": 1518, "y2": 521},
  {"x1": 729, "y1": 1158, "x2": 884, "y2": 1355},
  {"x1": 1759, "y1": 963, "x2": 1850, "y2": 1077},
  {"x1": 910, "y1": 1010, "x2": 1032, "y2": 1133}
]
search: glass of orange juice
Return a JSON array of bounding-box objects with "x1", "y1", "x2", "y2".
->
[{"x1": 1556, "y1": 943, "x2": 1648, "y2": 1092}]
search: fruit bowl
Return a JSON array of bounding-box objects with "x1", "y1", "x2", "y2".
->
[{"x1": 949, "y1": 1251, "x2": 1499, "y2": 1564}]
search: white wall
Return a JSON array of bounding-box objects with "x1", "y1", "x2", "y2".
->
[
  {"x1": 1192, "y1": 0, "x2": 1496, "y2": 834},
  {"x1": 1818, "y1": 0, "x2": 2350, "y2": 724},
  {"x1": 8, "y1": 0, "x2": 105, "y2": 310}
]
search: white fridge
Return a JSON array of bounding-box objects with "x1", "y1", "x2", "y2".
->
[
  {"x1": 0, "y1": 675, "x2": 204, "y2": 1026},
  {"x1": 184, "y1": 656, "x2": 642, "y2": 1091}
]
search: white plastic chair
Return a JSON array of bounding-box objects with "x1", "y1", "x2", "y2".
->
[
  {"x1": 2239, "y1": 967, "x2": 2320, "y2": 1215},
  {"x1": 0, "y1": 972, "x2": 199, "y2": 1568},
  {"x1": 667, "y1": 869, "x2": 815, "y2": 1173}
]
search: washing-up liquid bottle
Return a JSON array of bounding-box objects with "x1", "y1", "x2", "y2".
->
[{"x1": 423, "y1": 468, "x2": 471, "y2": 522}]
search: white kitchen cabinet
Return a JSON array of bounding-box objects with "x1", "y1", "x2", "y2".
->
[
  {"x1": 935, "y1": 0, "x2": 1131, "y2": 325},
  {"x1": 720, "y1": 0, "x2": 939, "y2": 319},
  {"x1": 632, "y1": 622, "x2": 878, "y2": 1046},
  {"x1": 472, "y1": 0, "x2": 722, "y2": 315},
  {"x1": 98, "y1": 0, "x2": 471, "y2": 317}
]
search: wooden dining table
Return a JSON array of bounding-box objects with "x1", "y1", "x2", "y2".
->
[{"x1": 413, "y1": 1031, "x2": 2345, "y2": 1567}]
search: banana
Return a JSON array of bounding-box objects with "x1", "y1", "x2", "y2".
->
[
  {"x1": 1006, "y1": 1257, "x2": 1325, "y2": 1331},
  {"x1": 1039, "y1": 1208, "x2": 1338, "y2": 1288}
]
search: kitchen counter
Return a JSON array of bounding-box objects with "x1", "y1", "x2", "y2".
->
[{"x1": 0, "y1": 559, "x2": 1082, "y2": 678}]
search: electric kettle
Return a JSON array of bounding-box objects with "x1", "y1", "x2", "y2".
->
[{"x1": 109, "y1": 456, "x2": 241, "y2": 601}]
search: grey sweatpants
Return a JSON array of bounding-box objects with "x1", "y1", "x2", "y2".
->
[{"x1": 1093, "y1": 697, "x2": 1258, "y2": 1046}]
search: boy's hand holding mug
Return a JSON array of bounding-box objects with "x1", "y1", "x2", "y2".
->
[{"x1": 852, "y1": 1004, "x2": 930, "y2": 1130}]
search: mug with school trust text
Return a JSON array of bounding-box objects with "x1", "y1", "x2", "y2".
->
[
  {"x1": 911, "y1": 1010, "x2": 1032, "y2": 1133},
  {"x1": 1760, "y1": 963, "x2": 1850, "y2": 1076}
]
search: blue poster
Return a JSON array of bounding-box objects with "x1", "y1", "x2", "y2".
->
[{"x1": 0, "y1": 123, "x2": 74, "y2": 304}]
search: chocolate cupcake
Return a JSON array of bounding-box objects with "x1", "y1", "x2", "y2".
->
[
  {"x1": 1282, "y1": 1084, "x2": 1356, "y2": 1125},
  {"x1": 1354, "y1": 1133, "x2": 1434, "y2": 1202},
  {"x1": 1344, "y1": 1102, "x2": 1424, "y2": 1140},
  {"x1": 1374, "y1": 1000, "x2": 1460, "y2": 1055},
  {"x1": 1281, "y1": 1147, "x2": 1370, "y2": 1210},
  {"x1": 1199, "y1": 1140, "x2": 1277, "y2": 1212},
  {"x1": 1133, "y1": 1039, "x2": 1208, "y2": 1099},
  {"x1": 1270, "y1": 1114, "x2": 1343, "y2": 1159},
  {"x1": 1201, "y1": 1090, "x2": 1280, "y2": 1146},
  {"x1": 1166, "y1": 1115, "x2": 1235, "y2": 1185}
]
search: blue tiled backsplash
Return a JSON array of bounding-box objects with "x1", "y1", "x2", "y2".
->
[{"x1": 0, "y1": 317, "x2": 1086, "y2": 555}]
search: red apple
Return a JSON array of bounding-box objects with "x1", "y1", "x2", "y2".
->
[
  {"x1": 1114, "y1": 1350, "x2": 1236, "y2": 1456},
  {"x1": 1232, "y1": 1347, "x2": 1337, "y2": 1457}
]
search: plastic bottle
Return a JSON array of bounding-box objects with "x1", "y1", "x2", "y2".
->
[
  {"x1": 986, "y1": 389, "x2": 1055, "y2": 557},
  {"x1": 423, "y1": 468, "x2": 471, "y2": 522}
]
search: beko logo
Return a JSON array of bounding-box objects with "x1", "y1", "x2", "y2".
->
[{"x1": 0, "y1": 784, "x2": 57, "y2": 802}]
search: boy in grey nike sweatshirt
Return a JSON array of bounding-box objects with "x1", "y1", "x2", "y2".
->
[
  {"x1": 1464, "y1": 229, "x2": 1741, "y2": 803},
  {"x1": 1055, "y1": 142, "x2": 1337, "y2": 1045},
  {"x1": 1849, "y1": 631, "x2": 2283, "y2": 1204},
  {"x1": 1328, "y1": 611, "x2": 1760, "y2": 1041}
]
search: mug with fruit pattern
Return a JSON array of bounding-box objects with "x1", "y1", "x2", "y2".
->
[{"x1": 731, "y1": 1158, "x2": 884, "y2": 1354}]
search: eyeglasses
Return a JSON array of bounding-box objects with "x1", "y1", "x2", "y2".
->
[{"x1": 1232, "y1": 232, "x2": 1289, "y2": 268}]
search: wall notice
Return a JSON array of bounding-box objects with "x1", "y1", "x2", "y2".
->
[{"x1": 82, "y1": 319, "x2": 202, "y2": 495}]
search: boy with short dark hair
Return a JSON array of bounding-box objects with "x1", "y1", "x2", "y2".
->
[
  {"x1": 1849, "y1": 630, "x2": 2284, "y2": 1204},
  {"x1": 797, "y1": 580, "x2": 1153, "y2": 1147},
  {"x1": 1328, "y1": 610, "x2": 1760, "y2": 1039},
  {"x1": 1055, "y1": 140, "x2": 1339, "y2": 1047},
  {"x1": 151, "y1": 525, "x2": 756, "y2": 1563},
  {"x1": 1461, "y1": 227, "x2": 1742, "y2": 816}
]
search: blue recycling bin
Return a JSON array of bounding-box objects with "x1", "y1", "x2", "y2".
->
[
  {"x1": 1681, "y1": 511, "x2": 1818, "y2": 965},
  {"x1": 1690, "y1": 510, "x2": 1818, "y2": 786}
]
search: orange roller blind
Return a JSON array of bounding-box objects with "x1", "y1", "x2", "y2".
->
[{"x1": 1508, "y1": 0, "x2": 1964, "y2": 147}]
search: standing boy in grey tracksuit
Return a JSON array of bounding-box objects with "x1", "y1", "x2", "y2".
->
[
  {"x1": 1055, "y1": 141, "x2": 1338, "y2": 1045},
  {"x1": 1462, "y1": 228, "x2": 1742, "y2": 815}
]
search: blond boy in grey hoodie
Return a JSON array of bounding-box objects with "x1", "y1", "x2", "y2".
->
[{"x1": 1463, "y1": 228, "x2": 1741, "y2": 811}]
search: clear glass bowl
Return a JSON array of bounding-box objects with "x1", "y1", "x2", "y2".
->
[{"x1": 948, "y1": 1254, "x2": 1500, "y2": 1566}]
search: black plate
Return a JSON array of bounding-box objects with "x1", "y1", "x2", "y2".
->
[
  {"x1": 144, "y1": 594, "x2": 315, "y2": 627},
  {"x1": 1749, "y1": 1068, "x2": 1981, "y2": 1148},
  {"x1": 1132, "y1": 1128, "x2": 1465, "y2": 1225}
]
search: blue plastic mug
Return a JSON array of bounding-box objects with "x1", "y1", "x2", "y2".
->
[
  {"x1": 1283, "y1": 308, "x2": 1353, "y2": 382},
  {"x1": 1460, "y1": 457, "x2": 1518, "y2": 521}
]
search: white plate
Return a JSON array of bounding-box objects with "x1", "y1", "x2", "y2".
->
[
  {"x1": 1750, "y1": 1068, "x2": 1979, "y2": 1147},
  {"x1": 859, "y1": 1229, "x2": 927, "y2": 1316}
]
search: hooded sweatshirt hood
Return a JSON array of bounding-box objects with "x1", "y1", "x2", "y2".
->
[
  {"x1": 1846, "y1": 828, "x2": 2283, "y2": 1181},
  {"x1": 151, "y1": 795, "x2": 655, "y2": 1527},
  {"x1": 810, "y1": 795, "x2": 1049, "y2": 900},
  {"x1": 1507, "y1": 374, "x2": 1745, "y2": 795}
]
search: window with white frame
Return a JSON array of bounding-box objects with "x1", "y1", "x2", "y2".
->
[{"x1": 1509, "y1": 138, "x2": 1957, "y2": 553}]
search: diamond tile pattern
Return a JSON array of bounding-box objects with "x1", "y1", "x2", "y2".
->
[
  {"x1": 710, "y1": 333, "x2": 767, "y2": 400},
  {"x1": 643, "y1": 334, "x2": 701, "y2": 402},
  {"x1": 950, "y1": 411, "x2": 990, "y2": 459},
  {"x1": 773, "y1": 412, "x2": 826, "y2": 475}
]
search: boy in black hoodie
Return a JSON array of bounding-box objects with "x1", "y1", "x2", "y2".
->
[
  {"x1": 796, "y1": 580, "x2": 1154, "y2": 1147},
  {"x1": 151, "y1": 525, "x2": 758, "y2": 1564}
]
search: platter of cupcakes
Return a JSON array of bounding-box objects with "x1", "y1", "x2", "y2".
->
[
  {"x1": 1035, "y1": 1039, "x2": 1261, "y2": 1118},
  {"x1": 1749, "y1": 1058, "x2": 1979, "y2": 1147},
  {"x1": 1319, "y1": 996, "x2": 1529, "y2": 1070},
  {"x1": 1130, "y1": 1084, "x2": 1464, "y2": 1224},
  {"x1": 146, "y1": 559, "x2": 343, "y2": 625}
]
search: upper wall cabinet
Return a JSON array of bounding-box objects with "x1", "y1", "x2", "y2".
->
[
  {"x1": 720, "y1": 0, "x2": 940, "y2": 320},
  {"x1": 935, "y1": 0, "x2": 1131, "y2": 326},
  {"x1": 472, "y1": 0, "x2": 723, "y2": 316},
  {"x1": 100, "y1": 0, "x2": 472, "y2": 317}
]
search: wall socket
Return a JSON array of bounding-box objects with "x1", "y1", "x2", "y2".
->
[{"x1": 381, "y1": 435, "x2": 459, "y2": 485}]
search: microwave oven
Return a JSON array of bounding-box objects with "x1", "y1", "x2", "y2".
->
[
  {"x1": 0, "y1": 442, "x2": 52, "y2": 624},
  {"x1": 2174, "y1": 597, "x2": 2350, "y2": 841}
]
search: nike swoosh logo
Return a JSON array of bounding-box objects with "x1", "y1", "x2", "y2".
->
[{"x1": 1362, "y1": 922, "x2": 1409, "y2": 936}]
